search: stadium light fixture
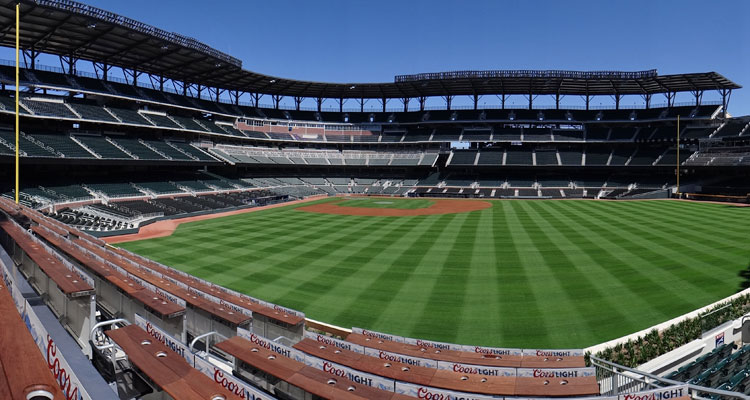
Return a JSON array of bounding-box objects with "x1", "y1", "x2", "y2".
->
[
  {"x1": 269, "y1": 79, "x2": 276, "y2": 84},
  {"x1": 349, "y1": 85, "x2": 356, "y2": 90}
]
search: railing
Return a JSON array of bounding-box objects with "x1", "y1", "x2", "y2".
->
[
  {"x1": 395, "y1": 69, "x2": 659, "y2": 82},
  {"x1": 590, "y1": 355, "x2": 749, "y2": 399}
]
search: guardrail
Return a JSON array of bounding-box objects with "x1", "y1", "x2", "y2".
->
[{"x1": 590, "y1": 355, "x2": 748, "y2": 399}]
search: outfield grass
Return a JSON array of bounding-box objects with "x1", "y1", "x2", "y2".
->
[{"x1": 118, "y1": 198, "x2": 750, "y2": 348}]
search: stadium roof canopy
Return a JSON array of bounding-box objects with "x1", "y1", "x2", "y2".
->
[{"x1": 0, "y1": 0, "x2": 741, "y2": 101}]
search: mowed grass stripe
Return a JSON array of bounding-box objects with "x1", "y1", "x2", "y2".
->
[
  {"x1": 353, "y1": 213, "x2": 462, "y2": 336},
  {"x1": 220, "y1": 215, "x2": 392, "y2": 303},
  {"x1": 501, "y1": 201, "x2": 585, "y2": 346},
  {"x1": 580, "y1": 202, "x2": 746, "y2": 281},
  {"x1": 117, "y1": 199, "x2": 750, "y2": 348},
  {"x1": 456, "y1": 206, "x2": 502, "y2": 345},
  {"x1": 411, "y1": 212, "x2": 479, "y2": 342},
  {"x1": 492, "y1": 201, "x2": 551, "y2": 347},
  {"x1": 275, "y1": 215, "x2": 417, "y2": 315},
  {"x1": 522, "y1": 201, "x2": 650, "y2": 342},
  {"x1": 511, "y1": 201, "x2": 624, "y2": 346},
  {"x1": 538, "y1": 201, "x2": 685, "y2": 320},
  {"x1": 562, "y1": 201, "x2": 737, "y2": 301},
  {"x1": 370, "y1": 212, "x2": 464, "y2": 338},
  {"x1": 329, "y1": 215, "x2": 446, "y2": 329}
]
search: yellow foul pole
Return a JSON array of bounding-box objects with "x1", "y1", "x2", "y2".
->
[
  {"x1": 676, "y1": 115, "x2": 680, "y2": 197},
  {"x1": 14, "y1": 3, "x2": 19, "y2": 204}
]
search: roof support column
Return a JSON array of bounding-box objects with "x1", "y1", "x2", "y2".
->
[
  {"x1": 442, "y1": 95, "x2": 454, "y2": 111},
  {"x1": 123, "y1": 68, "x2": 141, "y2": 86},
  {"x1": 196, "y1": 84, "x2": 203, "y2": 99},
  {"x1": 555, "y1": 93, "x2": 560, "y2": 110},
  {"x1": 316, "y1": 97, "x2": 323, "y2": 112},
  {"x1": 691, "y1": 90, "x2": 703, "y2": 107},
  {"x1": 381, "y1": 97, "x2": 387, "y2": 112},
  {"x1": 664, "y1": 91, "x2": 676, "y2": 108},
  {"x1": 339, "y1": 98, "x2": 344, "y2": 113},
  {"x1": 233, "y1": 90, "x2": 241, "y2": 106},
  {"x1": 720, "y1": 88, "x2": 731, "y2": 119},
  {"x1": 294, "y1": 96, "x2": 302, "y2": 111},
  {"x1": 496, "y1": 94, "x2": 507, "y2": 110},
  {"x1": 252, "y1": 93, "x2": 261, "y2": 107},
  {"x1": 358, "y1": 98, "x2": 366, "y2": 113},
  {"x1": 401, "y1": 98, "x2": 410, "y2": 112},
  {"x1": 614, "y1": 94, "x2": 622, "y2": 110},
  {"x1": 59, "y1": 55, "x2": 78, "y2": 75},
  {"x1": 273, "y1": 95, "x2": 282, "y2": 109},
  {"x1": 92, "y1": 62, "x2": 111, "y2": 81},
  {"x1": 473, "y1": 94, "x2": 479, "y2": 110},
  {"x1": 641, "y1": 93, "x2": 652, "y2": 109},
  {"x1": 585, "y1": 95, "x2": 590, "y2": 111},
  {"x1": 22, "y1": 49, "x2": 38, "y2": 69},
  {"x1": 418, "y1": 96, "x2": 426, "y2": 112}
]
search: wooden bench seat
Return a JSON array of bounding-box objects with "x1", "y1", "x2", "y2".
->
[
  {"x1": 0, "y1": 279, "x2": 65, "y2": 400},
  {"x1": 106, "y1": 324, "x2": 239, "y2": 400},
  {"x1": 0, "y1": 219, "x2": 93, "y2": 297},
  {"x1": 31, "y1": 226, "x2": 184, "y2": 318},
  {"x1": 216, "y1": 336, "x2": 407, "y2": 399}
]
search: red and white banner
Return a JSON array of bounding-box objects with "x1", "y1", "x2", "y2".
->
[
  {"x1": 25, "y1": 299, "x2": 91, "y2": 400},
  {"x1": 522, "y1": 348, "x2": 585, "y2": 357},
  {"x1": 134, "y1": 314, "x2": 194, "y2": 366},
  {"x1": 193, "y1": 355, "x2": 277, "y2": 400},
  {"x1": 363, "y1": 347, "x2": 438, "y2": 368},
  {"x1": 237, "y1": 327, "x2": 306, "y2": 363},
  {"x1": 304, "y1": 331, "x2": 365, "y2": 354},
  {"x1": 436, "y1": 361, "x2": 515, "y2": 377},
  {"x1": 516, "y1": 367, "x2": 595, "y2": 378},
  {"x1": 304, "y1": 356, "x2": 396, "y2": 391},
  {"x1": 394, "y1": 381, "x2": 497, "y2": 400},
  {"x1": 618, "y1": 385, "x2": 688, "y2": 400},
  {"x1": 352, "y1": 327, "x2": 405, "y2": 343}
]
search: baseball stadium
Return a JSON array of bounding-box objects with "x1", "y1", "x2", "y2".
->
[{"x1": 0, "y1": 1, "x2": 748, "y2": 399}]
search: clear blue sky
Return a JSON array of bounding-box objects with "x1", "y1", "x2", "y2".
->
[{"x1": 34, "y1": 1, "x2": 750, "y2": 114}]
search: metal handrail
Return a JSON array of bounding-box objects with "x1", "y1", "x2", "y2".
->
[
  {"x1": 589, "y1": 354, "x2": 750, "y2": 399},
  {"x1": 89, "y1": 318, "x2": 130, "y2": 351}
]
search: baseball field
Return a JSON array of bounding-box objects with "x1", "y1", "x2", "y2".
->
[{"x1": 116, "y1": 197, "x2": 750, "y2": 348}]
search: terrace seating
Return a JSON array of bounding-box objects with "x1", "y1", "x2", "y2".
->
[
  {"x1": 585, "y1": 127, "x2": 609, "y2": 141},
  {"x1": 167, "y1": 141, "x2": 217, "y2": 161},
  {"x1": 431, "y1": 127, "x2": 463, "y2": 141},
  {"x1": 609, "y1": 148, "x2": 634, "y2": 165},
  {"x1": 477, "y1": 150, "x2": 503, "y2": 165},
  {"x1": 109, "y1": 137, "x2": 166, "y2": 160},
  {"x1": 31, "y1": 133, "x2": 95, "y2": 158},
  {"x1": 559, "y1": 149, "x2": 583, "y2": 165},
  {"x1": 629, "y1": 147, "x2": 665, "y2": 166},
  {"x1": 21, "y1": 98, "x2": 78, "y2": 118},
  {"x1": 713, "y1": 122, "x2": 747, "y2": 138},
  {"x1": 553, "y1": 129, "x2": 584, "y2": 141},
  {"x1": 107, "y1": 107, "x2": 153, "y2": 125},
  {"x1": 140, "y1": 112, "x2": 182, "y2": 129},
  {"x1": 493, "y1": 127, "x2": 522, "y2": 141},
  {"x1": 143, "y1": 140, "x2": 194, "y2": 161},
  {"x1": 535, "y1": 150, "x2": 559, "y2": 165},
  {"x1": 74, "y1": 135, "x2": 133, "y2": 159},
  {"x1": 0, "y1": 130, "x2": 55, "y2": 157},
  {"x1": 609, "y1": 127, "x2": 637, "y2": 141},
  {"x1": 69, "y1": 102, "x2": 120, "y2": 122},
  {"x1": 461, "y1": 129, "x2": 491, "y2": 141},
  {"x1": 585, "y1": 149, "x2": 611, "y2": 165},
  {"x1": 449, "y1": 150, "x2": 478, "y2": 166},
  {"x1": 169, "y1": 115, "x2": 209, "y2": 132},
  {"x1": 523, "y1": 128, "x2": 552, "y2": 141},
  {"x1": 505, "y1": 149, "x2": 533, "y2": 165},
  {"x1": 87, "y1": 183, "x2": 143, "y2": 198}
]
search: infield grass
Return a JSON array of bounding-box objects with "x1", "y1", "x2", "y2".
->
[{"x1": 117, "y1": 198, "x2": 750, "y2": 348}]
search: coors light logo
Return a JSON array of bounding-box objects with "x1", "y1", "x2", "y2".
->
[{"x1": 46, "y1": 335, "x2": 81, "y2": 400}]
